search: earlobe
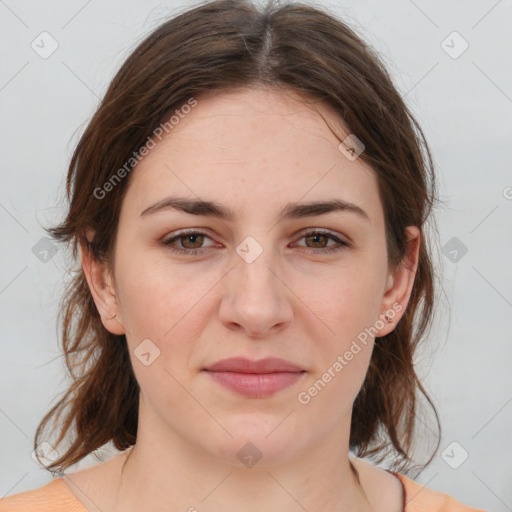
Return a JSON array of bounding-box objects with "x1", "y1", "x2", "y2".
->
[
  {"x1": 376, "y1": 226, "x2": 421, "y2": 337},
  {"x1": 79, "y1": 237, "x2": 125, "y2": 336}
]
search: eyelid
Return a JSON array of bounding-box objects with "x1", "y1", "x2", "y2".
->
[
  {"x1": 294, "y1": 227, "x2": 349, "y2": 243},
  {"x1": 163, "y1": 227, "x2": 348, "y2": 242},
  {"x1": 161, "y1": 228, "x2": 218, "y2": 247},
  {"x1": 161, "y1": 227, "x2": 350, "y2": 255},
  {"x1": 291, "y1": 229, "x2": 350, "y2": 252}
]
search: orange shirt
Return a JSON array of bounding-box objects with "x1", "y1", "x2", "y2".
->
[{"x1": 0, "y1": 472, "x2": 487, "y2": 511}]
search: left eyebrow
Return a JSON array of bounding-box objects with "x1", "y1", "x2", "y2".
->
[{"x1": 140, "y1": 196, "x2": 370, "y2": 222}]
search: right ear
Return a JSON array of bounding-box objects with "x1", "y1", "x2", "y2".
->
[{"x1": 79, "y1": 229, "x2": 125, "y2": 335}]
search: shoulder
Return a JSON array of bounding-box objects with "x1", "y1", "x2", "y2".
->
[
  {"x1": 395, "y1": 473, "x2": 488, "y2": 512},
  {"x1": 0, "y1": 478, "x2": 87, "y2": 512}
]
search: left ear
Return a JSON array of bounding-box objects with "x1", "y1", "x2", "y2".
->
[{"x1": 375, "y1": 226, "x2": 421, "y2": 337}]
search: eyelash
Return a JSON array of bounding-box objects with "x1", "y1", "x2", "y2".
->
[{"x1": 161, "y1": 229, "x2": 350, "y2": 256}]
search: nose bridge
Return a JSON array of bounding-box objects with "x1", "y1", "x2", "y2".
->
[
  {"x1": 219, "y1": 233, "x2": 293, "y2": 335},
  {"x1": 234, "y1": 233, "x2": 281, "y2": 300}
]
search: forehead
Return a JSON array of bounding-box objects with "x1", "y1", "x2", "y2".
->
[{"x1": 122, "y1": 87, "x2": 382, "y2": 225}]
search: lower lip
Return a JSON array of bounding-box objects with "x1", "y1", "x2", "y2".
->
[{"x1": 204, "y1": 370, "x2": 305, "y2": 398}]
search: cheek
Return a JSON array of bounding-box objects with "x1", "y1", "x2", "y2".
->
[
  {"x1": 115, "y1": 259, "x2": 212, "y2": 404},
  {"x1": 295, "y1": 278, "x2": 375, "y2": 418},
  {"x1": 114, "y1": 247, "x2": 217, "y2": 340},
  {"x1": 289, "y1": 259, "x2": 382, "y2": 403},
  {"x1": 297, "y1": 261, "x2": 384, "y2": 340}
]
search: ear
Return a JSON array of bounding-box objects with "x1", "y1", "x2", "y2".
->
[
  {"x1": 79, "y1": 229, "x2": 125, "y2": 335},
  {"x1": 375, "y1": 226, "x2": 421, "y2": 337}
]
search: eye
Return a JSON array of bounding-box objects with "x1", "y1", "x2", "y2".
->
[
  {"x1": 161, "y1": 228, "x2": 350, "y2": 256},
  {"x1": 161, "y1": 230, "x2": 217, "y2": 255},
  {"x1": 292, "y1": 229, "x2": 350, "y2": 254}
]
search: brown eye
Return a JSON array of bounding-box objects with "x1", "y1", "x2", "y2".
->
[
  {"x1": 179, "y1": 233, "x2": 205, "y2": 249},
  {"x1": 162, "y1": 230, "x2": 215, "y2": 255},
  {"x1": 294, "y1": 230, "x2": 350, "y2": 254},
  {"x1": 304, "y1": 233, "x2": 330, "y2": 249}
]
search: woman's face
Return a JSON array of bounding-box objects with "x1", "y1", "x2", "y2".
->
[{"x1": 86, "y1": 87, "x2": 418, "y2": 467}]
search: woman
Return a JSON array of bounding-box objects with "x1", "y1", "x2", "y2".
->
[{"x1": 0, "y1": 0, "x2": 486, "y2": 510}]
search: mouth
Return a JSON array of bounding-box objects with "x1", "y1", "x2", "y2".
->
[{"x1": 202, "y1": 357, "x2": 306, "y2": 399}]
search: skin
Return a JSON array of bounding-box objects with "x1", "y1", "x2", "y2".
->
[{"x1": 72, "y1": 86, "x2": 420, "y2": 512}]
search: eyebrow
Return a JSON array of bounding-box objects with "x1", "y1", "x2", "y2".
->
[{"x1": 140, "y1": 196, "x2": 370, "y2": 222}]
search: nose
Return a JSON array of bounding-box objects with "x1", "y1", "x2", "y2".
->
[{"x1": 218, "y1": 243, "x2": 293, "y2": 338}]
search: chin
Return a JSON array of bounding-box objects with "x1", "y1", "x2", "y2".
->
[{"x1": 207, "y1": 420, "x2": 305, "y2": 469}]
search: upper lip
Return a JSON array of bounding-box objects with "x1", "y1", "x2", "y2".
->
[{"x1": 203, "y1": 357, "x2": 305, "y2": 373}]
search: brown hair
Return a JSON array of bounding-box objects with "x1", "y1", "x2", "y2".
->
[{"x1": 36, "y1": 0, "x2": 441, "y2": 475}]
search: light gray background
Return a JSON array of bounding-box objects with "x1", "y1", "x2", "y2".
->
[{"x1": 1, "y1": 1, "x2": 511, "y2": 510}]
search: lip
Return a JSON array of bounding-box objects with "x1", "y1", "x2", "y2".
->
[
  {"x1": 203, "y1": 357, "x2": 306, "y2": 398},
  {"x1": 204, "y1": 357, "x2": 304, "y2": 373}
]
